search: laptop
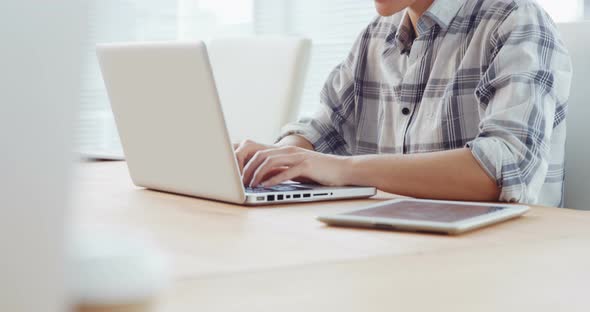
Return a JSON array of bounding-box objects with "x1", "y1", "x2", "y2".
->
[{"x1": 96, "y1": 41, "x2": 376, "y2": 205}]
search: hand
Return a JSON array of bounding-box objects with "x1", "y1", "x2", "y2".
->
[
  {"x1": 241, "y1": 145, "x2": 349, "y2": 188},
  {"x1": 233, "y1": 140, "x2": 274, "y2": 174}
]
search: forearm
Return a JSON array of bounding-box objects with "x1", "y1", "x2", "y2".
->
[
  {"x1": 342, "y1": 148, "x2": 500, "y2": 201},
  {"x1": 276, "y1": 134, "x2": 314, "y2": 151}
]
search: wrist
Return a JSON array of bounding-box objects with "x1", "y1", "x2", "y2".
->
[{"x1": 337, "y1": 155, "x2": 357, "y2": 186}]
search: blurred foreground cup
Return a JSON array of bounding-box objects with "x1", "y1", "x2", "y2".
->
[{"x1": 70, "y1": 229, "x2": 171, "y2": 312}]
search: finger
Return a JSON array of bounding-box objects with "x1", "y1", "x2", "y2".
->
[
  {"x1": 242, "y1": 146, "x2": 298, "y2": 185},
  {"x1": 249, "y1": 153, "x2": 305, "y2": 187},
  {"x1": 234, "y1": 141, "x2": 259, "y2": 173},
  {"x1": 292, "y1": 176, "x2": 315, "y2": 184},
  {"x1": 233, "y1": 143, "x2": 240, "y2": 150},
  {"x1": 260, "y1": 163, "x2": 307, "y2": 188},
  {"x1": 240, "y1": 142, "x2": 275, "y2": 173},
  {"x1": 235, "y1": 146, "x2": 248, "y2": 173},
  {"x1": 234, "y1": 143, "x2": 247, "y2": 172},
  {"x1": 260, "y1": 167, "x2": 288, "y2": 182}
]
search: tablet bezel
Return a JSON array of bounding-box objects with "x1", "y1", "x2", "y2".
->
[{"x1": 317, "y1": 198, "x2": 530, "y2": 234}]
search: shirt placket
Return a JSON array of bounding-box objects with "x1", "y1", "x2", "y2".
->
[{"x1": 396, "y1": 37, "x2": 429, "y2": 154}]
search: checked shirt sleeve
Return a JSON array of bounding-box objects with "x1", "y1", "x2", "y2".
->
[
  {"x1": 467, "y1": 2, "x2": 572, "y2": 204},
  {"x1": 276, "y1": 27, "x2": 371, "y2": 156}
]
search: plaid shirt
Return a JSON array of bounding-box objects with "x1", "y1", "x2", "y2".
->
[{"x1": 279, "y1": 0, "x2": 572, "y2": 207}]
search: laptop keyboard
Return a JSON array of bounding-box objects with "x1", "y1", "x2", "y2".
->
[{"x1": 245, "y1": 184, "x2": 313, "y2": 193}]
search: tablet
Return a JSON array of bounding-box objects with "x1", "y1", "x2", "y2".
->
[{"x1": 317, "y1": 199, "x2": 530, "y2": 235}]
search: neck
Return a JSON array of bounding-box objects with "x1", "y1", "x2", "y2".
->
[{"x1": 407, "y1": 0, "x2": 435, "y2": 35}]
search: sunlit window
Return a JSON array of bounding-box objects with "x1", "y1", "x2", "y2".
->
[
  {"x1": 538, "y1": 0, "x2": 584, "y2": 22},
  {"x1": 177, "y1": 0, "x2": 253, "y2": 40}
]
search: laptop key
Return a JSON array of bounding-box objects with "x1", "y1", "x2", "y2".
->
[{"x1": 268, "y1": 185, "x2": 299, "y2": 192}]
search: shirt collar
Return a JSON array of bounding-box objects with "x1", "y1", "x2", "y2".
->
[
  {"x1": 391, "y1": 0, "x2": 464, "y2": 54},
  {"x1": 417, "y1": 0, "x2": 465, "y2": 34},
  {"x1": 395, "y1": 13, "x2": 416, "y2": 54}
]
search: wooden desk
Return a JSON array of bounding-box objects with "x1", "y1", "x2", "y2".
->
[{"x1": 73, "y1": 162, "x2": 590, "y2": 311}]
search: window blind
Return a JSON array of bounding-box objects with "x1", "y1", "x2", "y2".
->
[
  {"x1": 80, "y1": 0, "x2": 178, "y2": 152},
  {"x1": 79, "y1": 0, "x2": 253, "y2": 153}
]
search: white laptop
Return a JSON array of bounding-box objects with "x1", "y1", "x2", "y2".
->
[{"x1": 96, "y1": 41, "x2": 376, "y2": 205}]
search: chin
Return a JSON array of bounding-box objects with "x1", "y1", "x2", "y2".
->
[{"x1": 374, "y1": 0, "x2": 411, "y2": 16}]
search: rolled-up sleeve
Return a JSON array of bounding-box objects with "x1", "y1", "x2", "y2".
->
[{"x1": 467, "y1": 3, "x2": 572, "y2": 204}]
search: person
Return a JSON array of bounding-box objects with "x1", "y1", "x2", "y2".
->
[{"x1": 234, "y1": 0, "x2": 572, "y2": 207}]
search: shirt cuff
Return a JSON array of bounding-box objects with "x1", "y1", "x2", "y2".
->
[
  {"x1": 275, "y1": 122, "x2": 323, "y2": 149},
  {"x1": 466, "y1": 137, "x2": 527, "y2": 203},
  {"x1": 276, "y1": 120, "x2": 350, "y2": 155}
]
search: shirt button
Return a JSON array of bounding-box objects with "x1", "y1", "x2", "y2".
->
[{"x1": 401, "y1": 107, "x2": 411, "y2": 115}]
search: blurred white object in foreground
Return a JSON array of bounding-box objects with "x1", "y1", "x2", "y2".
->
[
  {"x1": 0, "y1": 1, "x2": 85, "y2": 311},
  {"x1": 69, "y1": 228, "x2": 171, "y2": 307}
]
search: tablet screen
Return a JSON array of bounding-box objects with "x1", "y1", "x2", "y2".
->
[{"x1": 344, "y1": 201, "x2": 506, "y2": 223}]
